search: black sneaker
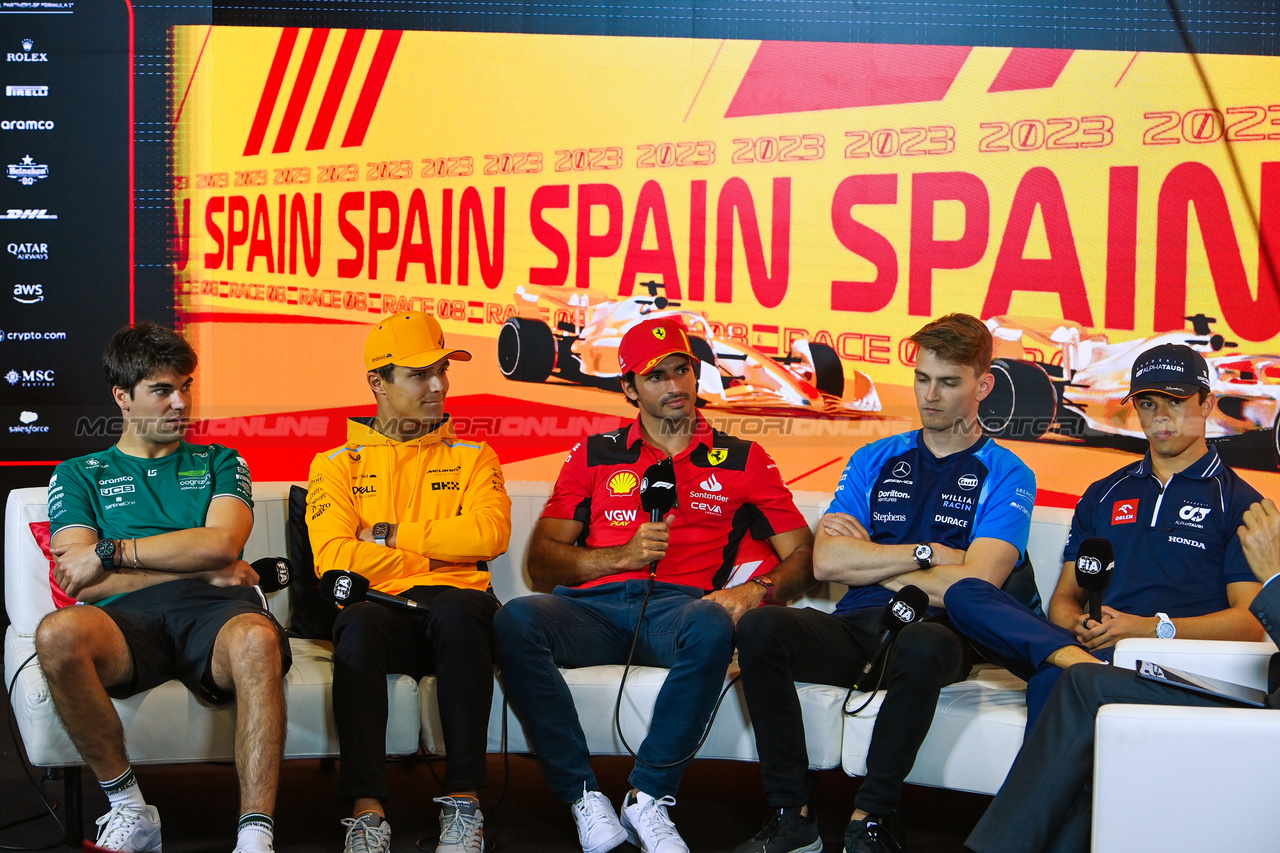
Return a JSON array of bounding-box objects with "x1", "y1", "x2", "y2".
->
[
  {"x1": 733, "y1": 807, "x2": 822, "y2": 853},
  {"x1": 844, "y1": 815, "x2": 901, "y2": 853}
]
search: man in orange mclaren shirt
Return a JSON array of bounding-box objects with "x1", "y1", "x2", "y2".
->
[{"x1": 307, "y1": 311, "x2": 512, "y2": 853}]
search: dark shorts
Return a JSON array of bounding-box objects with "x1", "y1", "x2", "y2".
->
[{"x1": 101, "y1": 579, "x2": 292, "y2": 704}]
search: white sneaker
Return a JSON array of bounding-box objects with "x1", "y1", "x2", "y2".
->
[
  {"x1": 341, "y1": 814, "x2": 391, "y2": 853},
  {"x1": 434, "y1": 796, "x2": 484, "y2": 853},
  {"x1": 94, "y1": 803, "x2": 163, "y2": 853},
  {"x1": 571, "y1": 787, "x2": 627, "y2": 853},
  {"x1": 619, "y1": 791, "x2": 689, "y2": 853}
]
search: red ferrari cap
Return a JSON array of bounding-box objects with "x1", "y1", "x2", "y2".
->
[{"x1": 618, "y1": 318, "x2": 698, "y2": 375}]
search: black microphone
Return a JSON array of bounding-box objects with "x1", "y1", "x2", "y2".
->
[
  {"x1": 251, "y1": 556, "x2": 293, "y2": 594},
  {"x1": 1074, "y1": 537, "x2": 1115, "y2": 625},
  {"x1": 852, "y1": 585, "x2": 929, "y2": 691},
  {"x1": 319, "y1": 569, "x2": 421, "y2": 610},
  {"x1": 639, "y1": 457, "x2": 678, "y2": 576}
]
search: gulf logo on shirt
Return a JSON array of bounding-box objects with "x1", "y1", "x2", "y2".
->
[{"x1": 1112, "y1": 500, "x2": 1139, "y2": 525}]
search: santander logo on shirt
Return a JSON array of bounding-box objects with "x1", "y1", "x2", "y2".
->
[{"x1": 1112, "y1": 499, "x2": 1139, "y2": 525}]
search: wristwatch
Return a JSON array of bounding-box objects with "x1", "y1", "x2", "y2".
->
[
  {"x1": 372, "y1": 522, "x2": 391, "y2": 547},
  {"x1": 749, "y1": 575, "x2": 776, "y2": 603},
  {"x1": 1156, "y1": 612, "x2": 1177, "y2": 639},
  {"x1": 914, "y1": 543, "x2": 934, "y2": 570},
  {"x1": 95, "y1": 538, "x2": 118, "y2": 571}
]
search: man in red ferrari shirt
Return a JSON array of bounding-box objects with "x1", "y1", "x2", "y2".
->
[{"x1": 493, "y1": 317, "x2": 815, "y2": 853}]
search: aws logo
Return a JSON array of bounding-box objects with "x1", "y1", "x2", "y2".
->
[{"x1": 607, "y1": 470, "x2": 638, "y2": 497}]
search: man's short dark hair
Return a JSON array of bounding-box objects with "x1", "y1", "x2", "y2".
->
[
  {"x1": 909, "y1": 314, "x2": 993, "y2": 376},
  {"x1": 619, "y1": 371, "x2": 638, "y2": 408},
  {"x1": 371, "y1": 363, "x2": 397, "y2": 383},
  {"x1": 104, "y1": 322, "x2": 197, "y2": 395}
]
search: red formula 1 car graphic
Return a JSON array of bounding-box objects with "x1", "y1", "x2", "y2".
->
[
  {"x1": 496, "y1": 281, "x2": 881, "y2": 416},
  {"x1": 979, "y1": 314, "x2": 1280, "y2": 468}
]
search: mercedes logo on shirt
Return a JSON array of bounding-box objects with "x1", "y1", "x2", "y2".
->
[{"x1": 892, "y1": 461, "x2": 911, "y2": 479}]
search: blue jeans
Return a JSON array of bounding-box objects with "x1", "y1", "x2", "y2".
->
[
  {"x1": 492, "y1": 580, "x2": 736, "y2": 802},
  {"x1": 944, "y1": 577, "x2": 1115, "y2": 731}
]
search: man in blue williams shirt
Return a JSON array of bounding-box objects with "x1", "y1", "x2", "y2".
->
[
  {"x1": 944, "y1": 343, "x2": 1266, "y2": 728},
  {"x1": 733, "y1": 314, "x2": 1037, "y2": 853},
  {"x1": 964, "y1": 496, "x2": 1280, "y2": 853}
]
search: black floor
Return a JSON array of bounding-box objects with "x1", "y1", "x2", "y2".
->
[{"x1": 1, "y1": 682, "x2": 989, "y2": 853}]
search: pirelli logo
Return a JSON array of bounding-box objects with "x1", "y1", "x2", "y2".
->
[{"x1": 244, "y1": 28, "x2": 402, "y2": 157}]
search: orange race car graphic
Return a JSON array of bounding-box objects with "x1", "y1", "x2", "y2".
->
[
  {"x1": 980, "y1": 313, "x2": 1280, "y2": 468},
  {"x1": 497, "y1": 281, "x2": 882, "y2": 417}
]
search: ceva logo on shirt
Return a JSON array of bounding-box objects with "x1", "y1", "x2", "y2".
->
[{"x1": 1112, "y1": 499, "x2": 1139, "y2": 525}]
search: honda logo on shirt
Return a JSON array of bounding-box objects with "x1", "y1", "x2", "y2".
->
[{"x1": 1112, "y1": 500, "x2": 1139, "y2": 525}]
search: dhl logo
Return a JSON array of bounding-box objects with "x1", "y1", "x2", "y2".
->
[{"x1": 243, "y1": 28, "x2": 402, "y2": 156}]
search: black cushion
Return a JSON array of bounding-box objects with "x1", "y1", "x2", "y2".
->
[{"x1": 286, "y1": 484, "x2": 337, "y2": 639}]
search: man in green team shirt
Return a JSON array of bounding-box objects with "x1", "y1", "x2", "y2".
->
[{"x1": 35, "y1": 323, "x2": 290, "y2": 853}]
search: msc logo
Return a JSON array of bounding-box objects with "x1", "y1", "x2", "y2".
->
[
  {"x1": 13, "y1": 283, "x2": 42, "y2": 303},
  {"x1": 607, "y1": 470, "x2": 638, "y2": 497},
  {"x1": 431, "y1": 481, "x2": 460, "y2": 491},
  {"x1": 4, "y1": 368, "x2": 54, "y2": 387},
  {"x1": 1178, "y1": 505, "x2": 1211, "y2": 523},
  {"x1": 706, "y1": 448, "x2": 727, "y2": 466},
  {"x1": 1111, "y1": 500, "x2": 1139, "y2": 525},
  {"x1": 1, "y1": 208, "x2": 57, "y2": 219},
  {"x1": 957, "y1": 474, "x2": 979, "y2": 491}
]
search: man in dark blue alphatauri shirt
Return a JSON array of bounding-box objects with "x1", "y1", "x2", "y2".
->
[
  {"x1": 945, "y1": 343, "x2": 1265, "y2": 729},
  {"x1": 733, "y1": 314, "x2": 1036, "y2": 853}
]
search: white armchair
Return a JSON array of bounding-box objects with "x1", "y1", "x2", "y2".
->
[{"x1": 1092, "y1": 638, "x2": 1279, "y2": 853}]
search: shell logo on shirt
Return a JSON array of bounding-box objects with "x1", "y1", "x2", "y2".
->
[{"x1": 608, "y1": 470, "x2": 639, "y2": 497}]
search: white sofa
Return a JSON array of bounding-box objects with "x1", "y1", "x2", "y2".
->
[
  {"x1": 7, "y1": 481, "x2": 1074, "y2": 838},
  {"x1": 1092, "y1": 638, "x2": 1279, "y2": 853}
]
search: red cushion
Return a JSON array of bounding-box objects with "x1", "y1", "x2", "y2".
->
[{"x1": 29, "y1": 521, "x2": 76, "y2": 609}]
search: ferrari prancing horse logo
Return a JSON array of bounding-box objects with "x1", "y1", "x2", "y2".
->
[
  {"x1": 707, "y1": 448, "x2": 727, "y2": 466},
  {"x1": 653, "y1": 328, "x2": 666, "y2": 340}
]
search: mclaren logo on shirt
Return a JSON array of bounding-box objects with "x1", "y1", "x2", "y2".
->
[{"x1": 607, "y1": 470, "x2": 638, "y2": 497}]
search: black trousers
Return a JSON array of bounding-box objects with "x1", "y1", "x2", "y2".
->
[
  {"x1": 966, "y1": 663, "x2": 1239, "y2": 853},
  {"x1": 736, "y1": 605, "x2": 974, "y2": 815},
  {"x1": 331, "y1": 585, "x2": 499, "y2": 801}
]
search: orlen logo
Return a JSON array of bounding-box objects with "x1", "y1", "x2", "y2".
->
[
  {"x1": 1179, "y1": 505, "x2": 1211, "y2": 523},
  {"x1": 607, "y1": 470, "x2": 638, "y2": 497},
  {"x1": 13, "y1": 283, "x2": 43, "y2": 303},
  {"x1": 604, "y1": 509, "x2": 637, "y2": 526},
  {"x1": 957, "y1": 474, "x2": 979, "y2": 491},
  {"x1": 890, "y1": 599, "x2": 917, "y2": 623},
  {"x1": 332, "y1": 575, "x2": 352, "y2": 601},
  {"x1": 0, "y1": 208, "x2": 57, "y2": 219},
  {"x1": 1111, "y1": 500, "x2": 1139, "y2": 525}
]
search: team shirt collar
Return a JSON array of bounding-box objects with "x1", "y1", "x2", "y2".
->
[
  {"x1": 912, "y1": 428, "x2": 990, "y2": 462},
  {"x1": 625, "y1": 411, "x2": 714, "y2": 453},
  {"x1": 1131, "y1": 445, "x2": 1222, "y2": 481}
]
